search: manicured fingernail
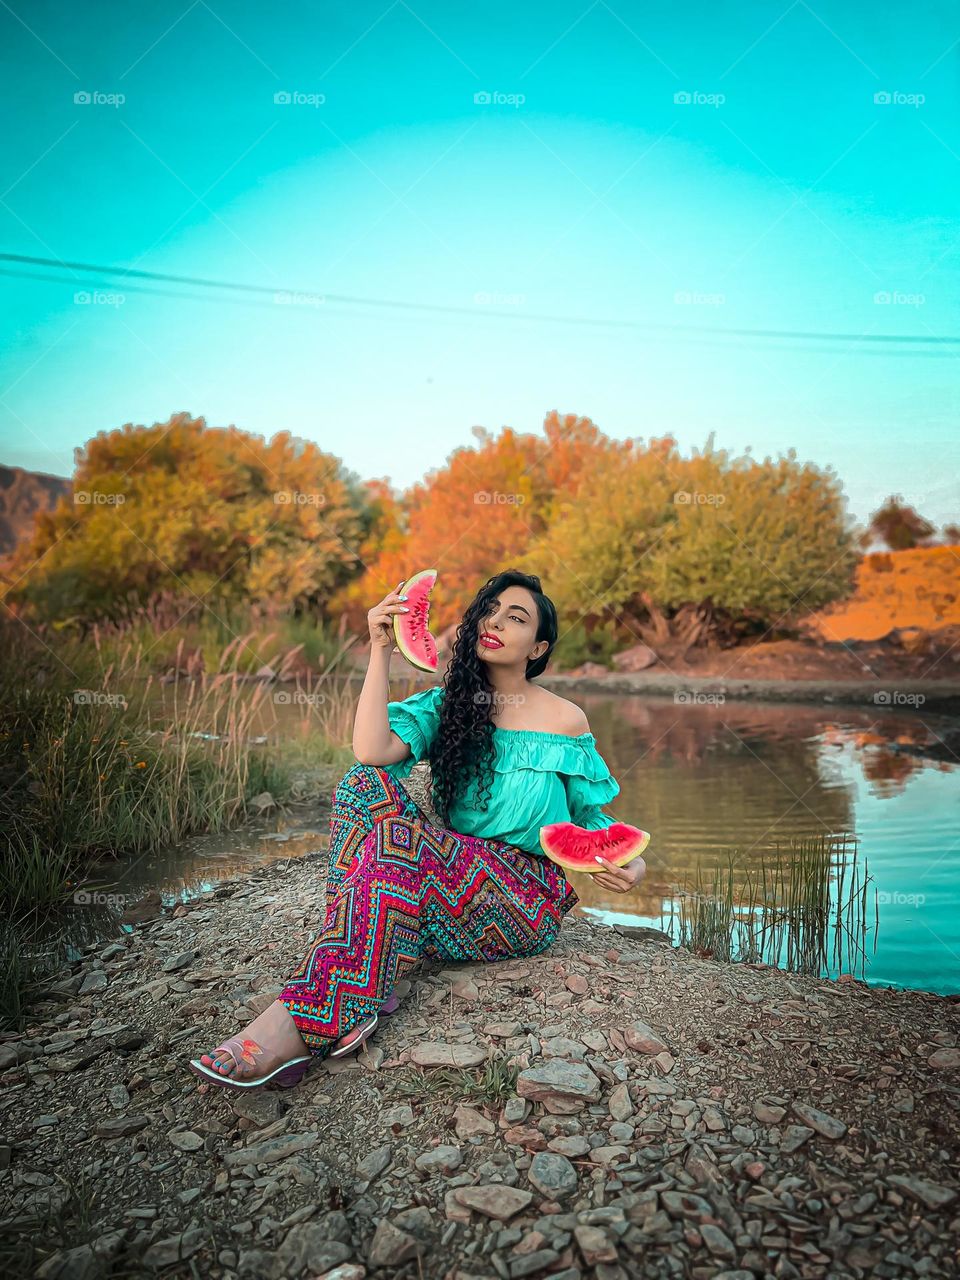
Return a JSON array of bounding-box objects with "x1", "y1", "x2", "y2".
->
[
  {"x1": 594, "y1": 855, "x2": 604, "y2": 864},
  {"x1": 400, "y1": 595, "x2": 408, "y2": 600}
]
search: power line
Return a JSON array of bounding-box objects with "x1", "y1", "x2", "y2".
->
[{"x1": 2, "y1": 251, "x2": 957, "y2": 349}]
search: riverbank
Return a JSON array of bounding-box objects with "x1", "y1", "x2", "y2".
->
[
  {"x1": 1, "y1": 851, "x2": 958, "y2": 1280},
  {"x1": 374, "y1": 659, "x2": 960, "y2": 717},
  {"x1": 367, "y1": 628, "x2": 960, "y2": 717}
]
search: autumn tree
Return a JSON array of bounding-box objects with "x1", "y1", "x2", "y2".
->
[
  {"x1": 516, "y1": 436, "x2": 860, "y2": 649},
  {"x1": 329, "y1": 412, "x2": 628, "y2": 634},
  {"x1": 3, "y1": 412, "x2": 366, "y2": 624},
  {"x1": 862, "y1": 496, "x2": 937, "y2": 551}
]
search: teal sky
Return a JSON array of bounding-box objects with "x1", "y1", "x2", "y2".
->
[{"x1": 0, "y1": 1, "x2": 957, "y2": 526}]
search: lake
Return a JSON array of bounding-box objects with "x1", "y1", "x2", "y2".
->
[{"x1": 57, "y1": 692, "x2": 960, "y2": 995}]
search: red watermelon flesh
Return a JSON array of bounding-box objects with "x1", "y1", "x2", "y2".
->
[
  {"x1": 394, "y1": 568, "x2": 439, "y2": 672},
  {"x1": 539, "y1": 821, "x2": 650, "y2": 875}
]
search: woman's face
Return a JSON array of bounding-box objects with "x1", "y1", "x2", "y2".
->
[{"x1": 476, "y1": 588, "x2": 539, "y2": 662}]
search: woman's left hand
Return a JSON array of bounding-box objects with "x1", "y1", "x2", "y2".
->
[{"x1": 592, "y1": 854, "x2": 645, "y2": 893}]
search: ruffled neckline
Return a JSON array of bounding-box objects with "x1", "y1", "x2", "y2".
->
[{"x1": 492, "y1": 726, "x2": 595, "y2": 743}]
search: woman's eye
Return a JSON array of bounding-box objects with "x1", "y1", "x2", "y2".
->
[{"x1": 510, "y1": 615, "x2": 523, "y2": 624}]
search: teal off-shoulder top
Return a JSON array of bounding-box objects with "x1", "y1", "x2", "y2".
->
[{"x1": 379, "y1": 684, "x2": 620, "y2": 857}]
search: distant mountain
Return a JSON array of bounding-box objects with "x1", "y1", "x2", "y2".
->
[{"x1": 0, "y1": 464, "x2": 72, "y2": 556}]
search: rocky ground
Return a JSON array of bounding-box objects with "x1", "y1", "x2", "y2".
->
[{"x1": 1, "y1": 849, "x2": 959, "y2": 1280}]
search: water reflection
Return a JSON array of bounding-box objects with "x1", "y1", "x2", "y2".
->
[
  {"x1": 40, "y1": 694, "x2": 960, "y2": 996},
  {"x1": 567, "y1": 695, "x2": 960, "y2": 994}
]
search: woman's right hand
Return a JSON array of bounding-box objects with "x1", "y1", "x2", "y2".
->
[{"x1": 367, "y1": 580, "x2": 409, "y2": 651}]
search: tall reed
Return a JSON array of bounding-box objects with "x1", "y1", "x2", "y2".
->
[
  {"x1": 0, "y1": 602, "x2": 363, "y2": 1028},
  {"x1": 667, "y1": 832, "x2": 875, "y2": 979}
]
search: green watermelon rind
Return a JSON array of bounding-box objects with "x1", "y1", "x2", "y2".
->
[
  {"x1": 394, "y1": 568, "x2": 439, "y2": 673},
  {"x1": 538, "y1": 821, "x2": 650, "y2": 874}
]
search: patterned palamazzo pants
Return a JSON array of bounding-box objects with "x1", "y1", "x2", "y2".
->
[{"x1": 277, "y1": 763, "x2": 580, "y2": 1057}]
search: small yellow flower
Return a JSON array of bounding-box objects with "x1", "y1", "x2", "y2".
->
[
  {"x1": 135, "y1": 760, "x2": 146, "y2": 768},
  {"x1": 98, "y1": 773, "x2": 107, "y2": 781}
]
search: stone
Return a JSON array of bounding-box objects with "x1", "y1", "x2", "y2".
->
[
  {"x1": 141, "y1": 1228, "x2": 205, "y2": 1268},
  {"x1": 527, "y1": 1151, "x2": 579, "y2": 1201},
  {"x1": 484, "y1": 1021, "x2": 522, "y2": 1038},
  {"x1": 383, "y1": 1103, "x2": 415, "y2": 1130},
  {"x1": 452, "y1": 977, "x2": 480, "y2": 1002},
  {"x1": 790, "y1": 1101, "x2": 847, "y2": 1139},
  {"x1": 357, "y1": 1143, "x2": 393, "y2": 1181},
  {"x1": 887, "y1": 1174, "x2": 957, "y2": 1210},
  {"x1": 95, "y1": 1115, "x2": 150, "y2": 1139},
  {"x1": 623, "y1": 1020, "x2": 669, "y2": 1055},
  {"x1": 516, "y1": 1061, "x2": 602, "y2": 1111},
  {"x1": 701, "y1": 1223, "x2": 737, "y2": 1260},
  {"x1": 660, "y1": 1190, "x2": 715, "y2": 1219},
  {"x1": 589, "y1": 1145, "x2": 628, "y2": 1166},
  {"x1": 414, "y1": 1144, "x2": 462, "y2": 1174},
  {"x1": 275, "y1": 1222, "x2": 352, "y2": 1276},
  {"x1": 169, "y1": 1130, "x2": 204, "y2": 1153},
  {"x1": 780, "y1": 1125, "x2": 814, "y2": 1152},
  {"x1": 453, "y1": 1185, "x2": 535, "y2": 1221},
  {"x1": 454, "y1": 1105, "x2": 496, "y2": 1139},
  {"x1": 928, "y1": 1048, "x2": 960, "y2": 1069},
  {"x1": 230, "y1": 1092, "x2": 284, "y2": 1127},
  {"x1": 369, "y1": 1220, "x2": 420, "y2": 1267},
  {"x1": 78, "y1": 971, "x2": 108, "y2": 995},
  {"x1": 573, "y1": 1224, "x2": 618, "y2": 1265},
  {"x1": 608, "y1": 1082, "x2": 633, "y2": 1121},
  {"x1": 107, "y1": 1085, "x2": 129, "y2": 1110},
  {"x1": 223, "y1": 1131, "x2": 319, "y2": 1167},
  {"x1": 509, "y1": 1248, "x2": 562, "y2": 1276},
  {"x1": 409, "y1": 1043, "x2": 487, "y2": 1069}
]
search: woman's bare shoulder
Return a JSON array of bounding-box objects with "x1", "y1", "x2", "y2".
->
[{"x1": 534, "y1": 691, "x2": 590, "y2": 735}]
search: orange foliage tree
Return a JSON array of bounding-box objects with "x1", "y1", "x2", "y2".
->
[{"x1": 328, "y1": 411, "x2": 630, "y2": 635}]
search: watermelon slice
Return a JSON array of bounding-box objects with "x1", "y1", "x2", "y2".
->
[
  {"x1": 394, "y1": 568, "x2": 439, "y2": 672},
  {"x1": 539, "y1": 821, "x2": 650, "y2": 875}
]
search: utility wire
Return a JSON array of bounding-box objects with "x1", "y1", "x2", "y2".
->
[{"x1": 1, "y1": 251, "x2": 956, "y2": 349}]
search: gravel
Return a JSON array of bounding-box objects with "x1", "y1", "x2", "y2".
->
[{"x1": 1, "y1": 845, "x2": 958, "y2": 1279}]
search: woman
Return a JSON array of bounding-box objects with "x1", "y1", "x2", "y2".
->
[{"x1": 188, "y1": 569, "x2": 644, "y2": 1090}]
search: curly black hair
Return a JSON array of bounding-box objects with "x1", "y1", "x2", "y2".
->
[{"x1": 426, "y1": 569, "x2": 559, "y2": 827}]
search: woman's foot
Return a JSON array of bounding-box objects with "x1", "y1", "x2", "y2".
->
[
  {"x1": 195, "y1": 997, "x2": 390, "y2": 1081},
  {"x1": 197, "y1": 999, "x2": 311, "y2": 1082}
]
